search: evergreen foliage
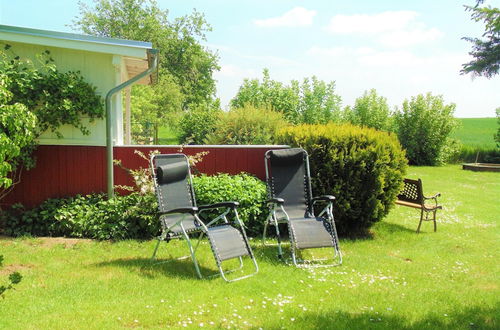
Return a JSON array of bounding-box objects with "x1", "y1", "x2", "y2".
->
[{"x1": 278, "y1": 123, "x2": 407, "y2": 236}]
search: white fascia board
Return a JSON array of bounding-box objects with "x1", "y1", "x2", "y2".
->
[{"x1": 0, "y1": 25, "x2": 151, "y2": 59}]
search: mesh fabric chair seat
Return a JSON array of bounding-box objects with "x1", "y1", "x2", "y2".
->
[
  {"x1": 263, "y1": 148, "x2": 342, "y2": 267},
  {"x1": 151, "y1": 154, "x2": 258, "y2": 282}
]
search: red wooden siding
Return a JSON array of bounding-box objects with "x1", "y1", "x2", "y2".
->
[{"x1": 2, "y1": 145, "x2": 287, "y2": 208}]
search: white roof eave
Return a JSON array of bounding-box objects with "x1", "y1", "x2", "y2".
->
[{"x1": 0, "y1": 24, "x2": 152, "y2": 59}]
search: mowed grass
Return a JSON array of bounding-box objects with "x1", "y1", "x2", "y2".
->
[
  {"x1": 157, "y1": 126, "x2": 181, "y2": 145},
  {"x1": 1, "y1": 166, "x2": 499, "y2": 329},
  {"x1": 452, "y1": 118, "x2": 497, "y2": 148}
]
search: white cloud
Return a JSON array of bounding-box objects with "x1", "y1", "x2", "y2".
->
[
  {"x1": 326, "y1": 11, "x2": 418, "y2": 35},
  {"x1": 325, "y1": 11, "x2": 443, "y2": 47},
  {"x1": 254, "y1": 7, "x2": 316, "y2": 27},
  {"x1": 378, "y1": 27, "x2": 444, "y2": 47}
]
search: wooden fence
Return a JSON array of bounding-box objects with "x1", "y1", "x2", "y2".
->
[{"x1": 2, "y1": 145, "x2": 287, "y2": 208}]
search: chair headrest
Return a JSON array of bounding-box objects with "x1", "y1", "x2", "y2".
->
[
  {"x1": 269, "y1": 148, "x2": 305, "y2": 166},
  {"x1": 156, "y1": 162, "x2": 189, "y2": 184}
]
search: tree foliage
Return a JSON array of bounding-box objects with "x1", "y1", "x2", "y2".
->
[
  {"x1": 344, "y1": 89, "x2": 393, "y2": 131},
  {"x1": 395, "y1": 93, "x2": 459, "y2": 165},
  {"x1": 73, "y1": 0, "x2": 219, "y2": 108},
  {"x1": 178, "y1": 101, "x2": 221, "y2": 144},
  {"x1": 231, "y1": 69, "x2": 342, "y2": 124},
  {"x1": 462, "y1": 0, "x2": 500, "y2": 78},
  {"x1": 130, "y1": 71, "x2": 183, "y2": 144}
]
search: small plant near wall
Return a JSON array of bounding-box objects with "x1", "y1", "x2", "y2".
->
[{"x1": 0, "y1": 255, "x2": 22, "y2": 298}]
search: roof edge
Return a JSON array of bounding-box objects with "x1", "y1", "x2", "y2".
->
[{"x1": 0, "y1": 24, "x2": 152, "y2": 49}]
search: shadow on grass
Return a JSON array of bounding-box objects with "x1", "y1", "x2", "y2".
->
[
  {"x1": 376, "y1": 221, "x2": 418, "y2": 234},
  {"x1": 94, "y1": 256, "x2": 220, "y2": 281},
  {"x1": 263, "y1": 304, "x2": 499, "y2": 329}
]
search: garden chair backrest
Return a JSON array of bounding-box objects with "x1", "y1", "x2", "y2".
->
[
  {"x1": 152, "y1": 154, "x2": 196, "y2": 213},
  {"x1": 266, "y1": 148, "x2": 313, "y2": 218}
]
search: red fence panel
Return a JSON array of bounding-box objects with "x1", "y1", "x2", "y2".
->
[{"x1": 2, "y1": 145, "x2": 288, "y2": 208}]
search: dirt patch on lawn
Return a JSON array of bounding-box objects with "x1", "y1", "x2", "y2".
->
[
  {"x1": 0, "y1": 263, "x2": 35, "y2": 275},
  {"x1": 34, "y1": 237, "x2": 93, "y2": 248}
]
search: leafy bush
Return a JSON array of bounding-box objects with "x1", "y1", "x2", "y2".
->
[
  {"x1": 395, "y1": 93, "x2": 459, "y2": 165},
  {"x1": 449, "y1": 145, "x2": 500, "y2": 163},
  {"x1": 205, "y1": 104, "x2": 287, "y2": 145},
  {"x1": 0, "y1": 173, "x2": 267, "y2": 239},
  {"x1": 178, "y1": 102, "x2": 221, "y2": 144},
  {"x1": 344, "y1": 89, "x2": 394, "y2": 131},
  {"x1": 495, "y1": 107, "x2": 500, "y2": 148},
  {"x1": 1, "y1": 193, "x2": 159, "y2": 240},
  {"x1": 278, "y1": 123, "x2": 408, "y2": 236},
  {"x1": 193, "y1": 173, "x2": 268, "y2": 236}
]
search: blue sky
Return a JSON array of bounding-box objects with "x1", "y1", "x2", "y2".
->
[{"x1": 1, "y1": 0, "x2": 499, "y2": 117}]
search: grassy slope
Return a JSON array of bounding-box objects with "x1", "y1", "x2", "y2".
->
[
  {"x1": 157, "y1": 126, "x2": 180, "y2": 145},
  {"x1": 452, "y1": 118, "x2": 497, "y2": 148},
  {"x1": 1, "y1": 166, "x2": 499, "y2": 329}
]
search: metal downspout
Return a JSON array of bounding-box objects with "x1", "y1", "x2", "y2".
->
[{"x1": 105, "y1": 48, "x2": 159, "y2": 199}]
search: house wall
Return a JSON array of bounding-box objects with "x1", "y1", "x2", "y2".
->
[
  {"x1": 1, "y1": 145, "x2": 288, "y2": 208},
  {"x1": 3, "y1": 41, "x2": 123, "y2": 146}
]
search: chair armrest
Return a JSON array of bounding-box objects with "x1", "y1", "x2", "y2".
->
[
  {"x1": 424, "y1": 193, "x2": 441, "y2": 200},
  {"x1": 267, "y1": 198, "x2": 284, "y2": 205},
  {"x1": 160, "y1": 206, "x2": 198, "y2": 215},
  {"x1": 198, "y1": 201, "x2": 240, "y2": 210},
  {"x1": 312, "y1": 195, "x2": 335, "y2": 202}
]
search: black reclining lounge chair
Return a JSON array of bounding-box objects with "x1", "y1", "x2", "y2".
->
[
  {"x1": 150, "y1": 153, "x2": 258, "y2": 282},
  {"x1": 263, "y1": 148, "x2": 342, "y2": 267}
]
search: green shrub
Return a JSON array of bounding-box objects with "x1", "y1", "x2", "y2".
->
[
  {"x1": 278, "y1": 123, "x2": 408, "y2": 236},
  {"x1": 395, "y1": 93, "x2": 459, "y2": 165},
  {"x1": 205, "y1": 105, "x2": 287, "y2": 145},
  {"x1": 495, "y1": 107, "x2": 500, "y2": 148},
  {"x1": 193, "y1": 173, "x2": 268, "y2": 236},
  {"x1": 1, "y1": 193, "x2": 159, "y2": 240},
  {"x1": 179, "y1": 102, "x2": 221, "y2": 144},
  {"x1": 0, "y1": 174, "x2": 268, "y2": 239},
  {"x1": 344, "y1": 89, "x2": 394, "y2": 131},
  {"x1": 449, "y1": 145, "x2": 500, "y2": 163}
]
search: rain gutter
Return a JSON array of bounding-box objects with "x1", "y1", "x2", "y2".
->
[{"x1": 105, "y1": 48, "x2": 159, "y2": 199}]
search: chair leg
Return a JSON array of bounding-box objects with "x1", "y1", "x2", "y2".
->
[
  {"x1": 274, "y1": 222, "x2": 284, "y2": 259},
  {"x1": 416, "y1": 209, "x2": 424, "y2": 233},
  {"x1": 151, "y1": 238, "x2": 162, "y2": 261},
  {"x1": 262, "y1": 221, "x2": 269, "y2": 246},
  {"x1": 182, "y1": 231, "x2": 203, "y2": 279},
  {"x1": 433, "y1": 210, "x2": 437, "y2": 232}
]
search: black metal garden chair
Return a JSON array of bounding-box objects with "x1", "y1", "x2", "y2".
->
[
  {"x1": 150, "y1": 153, "x2": 258, "y2": 282},
  {"x1": 263, "y1": 148, "x2": 342, "y2": 267}
]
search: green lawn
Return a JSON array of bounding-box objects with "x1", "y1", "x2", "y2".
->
[
  {"x1": 1, "y1": 165, "x2": 499, "y2": 329},
  {"x1": 157, "y1": 126, "x2": 181, "y2": 145},
  {"x1": 452, "y1": 118, "x2": 497, "y2": 148}
]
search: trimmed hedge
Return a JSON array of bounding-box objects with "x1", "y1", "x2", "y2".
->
[
  {"x1": 278, "y1": 123, "x2": 408, "y2": 236},
  {"x1": 0, "y1": 173, "x2": 268, "y2": 239}
]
